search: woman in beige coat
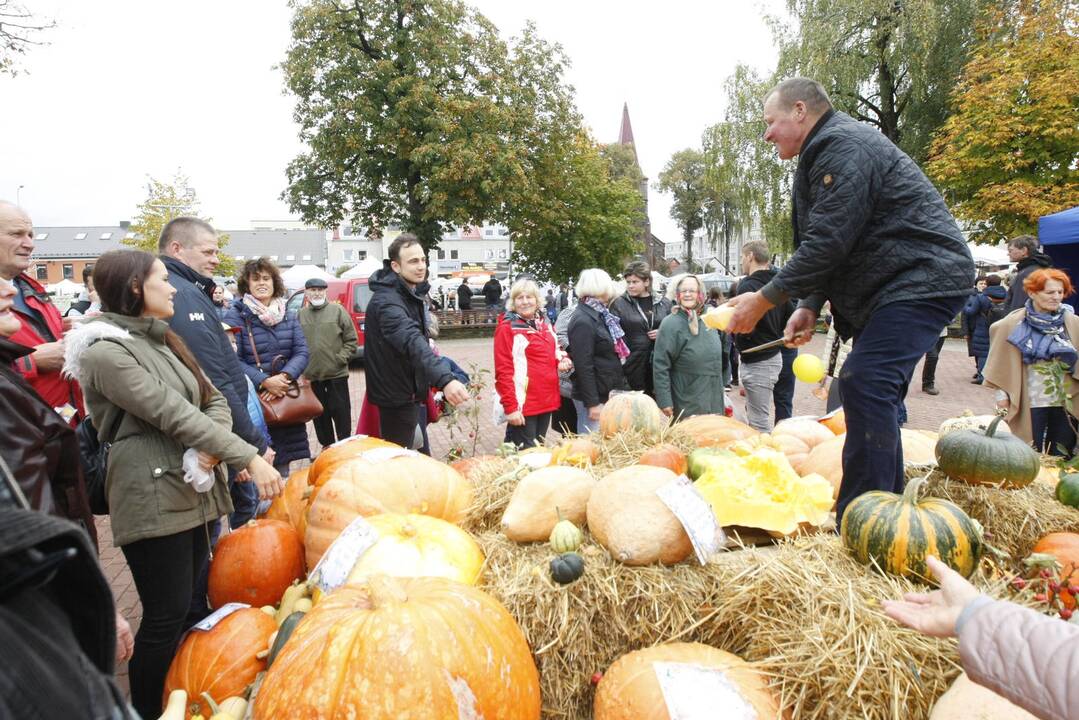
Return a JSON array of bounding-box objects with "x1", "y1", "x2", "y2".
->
[{"x1": 983, "y1": 268, "x2": 1079, "y2": 455}]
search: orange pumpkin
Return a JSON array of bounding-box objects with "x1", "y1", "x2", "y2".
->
[
  {"x1": 253, "y1": 577, "x2": 541, "y2": 719},
  {"x1": 638, "y1": 443, "x2": 688, "y2": 475},
  {"x1": 1032, "y1": 532, "x2": 1079, "y2": 578},
  {"x1": 550, "y1": 437, "x2": 601, "y2": 467},
  {"x1": 208, "y1": 519, "x2": 306, "y2": 609},
  {"x1": 164, "y1": 607, "x2": 276, "y2": 719},
  {"x1": 307, "y1": 434, "x2": 398, "y2": 488},
  {"x1": 594, "y1": 642, "x2": 787, "y2": 720},
  {"x1": 772, "y1": 417, "x2": 835, "y2": 451},
  {"x1": 819, "y1": 409, "x2": 846, "y2": 434},
  {"x1": 304, "y1": 457, "x2": 473, "y2": 567},
  {"x1": 450, "y1": 454, "x2": 501, "y2": 479},
  {"x1": 265, "y1": 468, "x2": 310, "y2": 536},
  {"x1": 800, "y1": 429, "x2": 939, "y2": 501},
  {"x1": 673, "y1": 414, "x2": 758, "y2": 447},
  {"x1": 599, "y1": 392, "x2": 667, "y2": 440}
]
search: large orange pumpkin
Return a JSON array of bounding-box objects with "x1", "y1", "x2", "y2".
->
[
  {"x1": 307, "y1": 434, "x2": 398, "y2": 487},
  {"x1": 819, "y1": 409, "x2": 846, "y2": 435},
  {"x1": 209, "y1": 519, "x2": 305, "y2": 608},
  {"x1": 772, "y1": 417, "x2": 835, "y2": 450},
  {"x1": 264, "y1": 467, "x2": 310, "y2": 536},
  {"x1": 800, "y1": 429, "x2": 939, "y2": 501},
  {"x1": 599, "y1": 392, "x2": 667, "y2": 440},
  {"x1": 594, "y1": 642, "x2": 786, "y2": 720},
  {"x1": 253, "y1": 577, "x2": 541, "y2": 719},
  {"x1": 164, "y1": 607, "x2": 276, "y2": 719},
  {"x1": 673, "y1": 414, "x2": 758, "y2": 447},
  {"x1": 304, "y1": 457, "x2": 473, "y2": 566},
  {"x1": 1032, "y1": 532, "x2": 1079, "y2": 578},
  {"x1": 550, "y1": 437, "x2": 601, "y2": 467},
  {"x1": 638, "y1": 443, "x2": 688, "y2": 475}
]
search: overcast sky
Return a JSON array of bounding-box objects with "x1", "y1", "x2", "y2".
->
[{"x1": 1, "y1": 0, "x2": 782, "y2": 244}]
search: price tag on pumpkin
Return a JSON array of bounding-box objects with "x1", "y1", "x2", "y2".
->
[
  {"x1": 192, "y1": 602, "x2": 249, "y2": 631},
  {"x1": 653, "y1": 662, "x2": 759, "y2": 720},
  {"x1": 309, "y1": 515, "x2": 380, "y2": 593},
  {"x1": 656, "y1": 475, "x2": 724, "y2": 565}
]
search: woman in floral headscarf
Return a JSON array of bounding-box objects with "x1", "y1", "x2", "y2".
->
[
  {"x1": 652, "y1": 273, "x2": 726, "y2": 420},
  {"x1": 566, "y1": 268, "x2": 629, "y2": 433}
]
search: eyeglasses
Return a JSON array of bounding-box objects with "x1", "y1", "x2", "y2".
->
[{"x1": 678, "y1": 288, "x2": 699, "y2": 295}]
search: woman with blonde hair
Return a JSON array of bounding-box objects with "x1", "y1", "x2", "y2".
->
[
  {"x1": 493, "y1": 279, "x2": 570, "y2": 448},
  {"x1": 567, "y1": 269, "x2": 629, "y2": 433},
  {"x1": 653, "y1": 273, "x2": 726, "y2": 419}
]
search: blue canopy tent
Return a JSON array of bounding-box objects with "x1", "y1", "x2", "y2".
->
[{"x1": 1040, "y1": 206, "x2": 1079, "y2": 308}]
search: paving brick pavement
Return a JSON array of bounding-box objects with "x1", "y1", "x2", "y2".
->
[{"x1": 100, "y1": 334, "x2": 994, "y2": 695}]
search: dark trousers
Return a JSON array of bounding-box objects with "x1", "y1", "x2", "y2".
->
[
  {"x1": 379, "y1": 402, "x2": 430, "y2": 455},
  {"x1": 730, "y1": 343, "x2": 740, "y2": 383},
  {"x1": 973, "y1": 353, "x2": 987, "y2": 381},
  {"x1": 311, "y1": 376, "x2": 352, "y2": 446},
  {"x1": 123, "y1": 523, "x2": 212, "y2": 720},
  {"x1": 553, "y1": 396, "x2": 578, "y2": 435},
  {"x1": 774, "y1": 346, "x2": 797, "y2": 423},
  {"x1": 836, "y1": 297, "x2": 966, "y2": 524},
  {"x1": 921, "y1": 335, "x2": 947, "y2": 387},
  {"x1": 1031, "y1": 406, "x2": 1076, "y2": 457},
  {"x1": 505, "y1": 412, "x2": 552, "y2": 449}
]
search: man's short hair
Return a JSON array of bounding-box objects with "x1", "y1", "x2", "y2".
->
[
  {"x1": 1008, "y1": 234, "x2": 1039, "y2": 255},
  {"x1": 985, "y1": 275, "x2": 1002, "y2": 286},
  {"x1": 388, "y1": 232, "x2": 422, "y2": 263},
  {"x1": 158, "y1": 216, "x2": 216, "y2": 253},
  {"x1": 81, "y1": 265, "x2": 94, "y2": 283},
  {"x1": 741, "y1": 240, "x2": 771, "y2": 265},
  {"x1": 766, "y1": 77, "x2": 833, "y2": 115}
]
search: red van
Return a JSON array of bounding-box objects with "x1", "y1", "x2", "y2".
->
[{"x1": 287, "y1": 277, "x2": 372, "y2": 362}]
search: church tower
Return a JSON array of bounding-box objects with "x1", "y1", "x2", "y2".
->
[{"x1": 618, "y1": 103, "x2": 662, "y2": 269}]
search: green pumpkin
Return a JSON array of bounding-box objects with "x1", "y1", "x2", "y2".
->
[
  {"x1": 266, "y1": 610, "x2": 306, "y2": 668},
  {"x1": 935, "y1": 416, "x2": 1040, "y2": 488},
  {"x1": 549, "y1": 552, "x2": 585, "y2": 584},
  {"x1": 1056, "y1": 473, "x2": 1079, "y2": 509},
  {"x1": 687, "y1": 447, "x2": 734, "y2": 481},
  {"x1": 841, "y1": 475, "x2": 984, "y2": 582},
  {"x1": 549, "y1": 509, "x2": 583, "y2": 554}
]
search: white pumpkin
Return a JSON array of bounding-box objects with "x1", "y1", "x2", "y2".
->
[
  {"x1": 930, "y1": 672, "x2": 1036, "y2": 720},
  {"x1": 939, "y1": 411, "x2": 1010, "y2": 437}
]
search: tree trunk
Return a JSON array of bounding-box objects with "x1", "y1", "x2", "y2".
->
[{"x1": 875, "y1": 18, "x2": 902, "y2": 146}]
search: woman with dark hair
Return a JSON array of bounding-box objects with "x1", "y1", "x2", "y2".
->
[
  {"x1": 63, "y1": 250, "x2": 282, "y2": 720},
  {"x1": 224, "y1": 257, "x2": 312, "y2": 476},
  {"x1": 609, "y1": 260, "x2": 669, "y2": 396}
]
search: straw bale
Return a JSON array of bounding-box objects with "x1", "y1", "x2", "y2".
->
[
  {"x1": 464, "y1": 456, "x2": 523, "y2": 533},
  {"x1": 478, "y1": 530, "x2": 968, "y2": 719}
]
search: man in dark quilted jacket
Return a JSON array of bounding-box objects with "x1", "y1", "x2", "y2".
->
[{"x1": 728, "y1": 77, "x2": 975, "y2": 523}]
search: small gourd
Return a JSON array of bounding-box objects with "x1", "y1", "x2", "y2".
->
[
  {"x1": 549, "y1": 508, "x2": 583, "y2": 553},
  {"x1": 160, "y1": 690, "x2": 187, "y2": 720},
  {"x1": 1056, "y1": 473, "x2": 1079, "y2": 509},
  {"x1": 266, "y1": 610, "x2": 307, "y2": 668},
  {"x1": 549, "y1": 552, "x2": 585, "y2": 584}
]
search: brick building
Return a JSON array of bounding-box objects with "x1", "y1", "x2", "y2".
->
[{"x1": 617, "y1": 103, "x2": 666, "y2": 272}]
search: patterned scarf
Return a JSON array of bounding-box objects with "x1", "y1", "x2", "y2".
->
[
  {"x1": 672, "y1": 302, "x2": 701, "y2": 336},
  {"x1": 1007, "y1": 300, "x2": 1078, "y2": 370},
  {"x1": 583, "y1": 297, "x2": 630, "y2": 361},
  {"x1": 243, "y1": 294, "x2": 287, "y2": 327}
]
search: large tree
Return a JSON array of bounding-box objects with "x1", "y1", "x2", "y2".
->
[
  {"x1": 0, "y1": 1, "x2": 54, "y2": 76},
  {"x1": 656, "y1": 149, "x2": 707, "y2": 271},
  {"x1": 771, "y1": 0, "x2": 983, "y2": 161},
  {"x1": 281, "y1": 0, "x2": 582, "y2": 251},
  {"x1": 928, "y1": 0, "x2": 1079, "y2": 243}
]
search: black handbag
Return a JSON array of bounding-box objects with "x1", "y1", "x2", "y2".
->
[{"x1": 75, "y1": 412, "x2": 122, "y2": 516}]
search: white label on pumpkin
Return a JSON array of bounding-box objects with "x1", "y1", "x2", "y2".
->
[
  {"x1": 653, "y1": 662, "x2": 758, "y2": 720},
  {"x1": 360, "y1": 446, "x2": 419, "y2": 463},
  {"x1": 326, "y1": 434, "x2": 372, "y2": 449},
  {"x1": 192, "y1": 602, "x2": 249, "y2": 631},
  {"x1": 656, "y1": 475, "x2": 724, "y2": 565},
  {"x1": 309, "y1": 516, "x2": 380, "y2": 593}
]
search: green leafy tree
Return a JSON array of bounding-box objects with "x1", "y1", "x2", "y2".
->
[
  {"x1": 0, "y1": 1, "x2": 54, "y2": 76},
  {"x1": 125, "y1": 171, "x2": 235, "y2": 275},
  {"x1": 928, "y1": 0, "x2": 1079, "y2": 243},
  {"x1": 599, "y1": 143, "x2": 644, "y2": 186},
  {"x1": 770, "y1": 0, "x2": 983, "y2": 161},
  {"x1": 656, "y1": 149, "x2": 708, "y2": 270},
  {"x1": 281, "y1": 0, "x2": 582, "y2": 252}
]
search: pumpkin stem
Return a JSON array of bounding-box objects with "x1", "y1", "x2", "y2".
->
[
  {"x1": 985, "y1": 416, "x2": 1004, "y2": 438},
  {"x1": 902, "y1": 474, "x2": 930, "y2": 504},
  {"x1": 556, "y1": 506, "x2": 565, "y2": 523},
  {"x1": 200, "y1": 692, "x2": 222, "y2": 715}
]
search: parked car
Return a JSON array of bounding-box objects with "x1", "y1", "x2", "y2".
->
[{"x1": 286, "y1": 277, "x2": 371, "y2": 362}]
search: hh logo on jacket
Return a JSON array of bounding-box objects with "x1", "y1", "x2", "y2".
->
[{"x1": 189, "y1": 312, "x2": 205, "y2": 322}]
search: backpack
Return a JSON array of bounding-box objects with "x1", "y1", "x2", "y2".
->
[{"x1": 983, "y1": 302, "x2": 1007, "y2": 326}]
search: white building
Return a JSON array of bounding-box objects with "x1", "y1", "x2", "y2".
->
[{"x1": 327, "y1": 223, "x2": 515, "y2": 279}]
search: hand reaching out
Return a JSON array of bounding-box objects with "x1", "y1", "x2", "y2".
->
[{"x1": 882, "y1": 556, "x2": 981, "y2": 638}]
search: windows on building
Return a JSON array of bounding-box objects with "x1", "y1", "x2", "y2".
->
[
  {"x1": 437, "y1": 249, "x2": 446, "y2": 260},
  {"x1": 62, "y1": 264, "x2": 74, "y2": 280},
  {"x1": 498, "y1": 249, "x2": 507, "y2": 259},
  {"x1": 450, "y1": 250, "x2": 459, "y2": 260},
  {"x1": 74, "y1": 233, "x2": 87, "y2": 240},
  {"x1": 342, "y1": 249, "x2": 355, "y2": 262},
  {"x1": 302, "y1": 254, "x2": 312, "y2": 261},
  {"x1": 286, "y1": 255, "x2": 295, "y2": 261},
  {"x1": 100, "y1": 232, "x2": 112, "y2": 240},
  {"x1": 35, "y1": 264, "x2": 47, "y2": 281},
  {"x1": 34, "y1": 233, "x2": 48, "y2": 241},
  {"x1": 484, "y1": 228, "x2": 494, "y2": 237}
]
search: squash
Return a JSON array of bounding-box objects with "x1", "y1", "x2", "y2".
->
[
  {"x1": 549, "y1": 511, "x2": 584, "y2": 553},
  {"x1": 550, "y1": 437, "x2": 600, "y2": 467},
  {"x1": 1056, "y1": 473, "x2": 1079, "y2": 508},
  {"x1": 800, "y1": 429, "x2": 941, "y2": 502},
  {"x1": 264, "y1": 468, "x2": 310, "y2": 536},
  {"x1": 930, "y1": 672, "x2": 1037, "y2": 720},
  {"x1": 594, "y1": 642, "x2": 786, "y2": 720},
  {"x1": 686, "y1": 447, "x2": 735, "y2": 480},
  {"x1": 769, "y1": 432, "x2": 812, "y2": 474},
  {"x1": 341, "y1": 513, "x2": 485, "y2": 586},
  {"x1": 598, "y1": 391, "x2": 667, "y2": 440},
  {"x1": 1031, "y1": 532, "x2": 1079, "y2": 577},
  {"x1": 275, "y1": 581, "x2": 310, "y2": 625},
  {"x1": 252, "y1": 577, "x2": 541, "y2": 719},
  {"x1": 163, "y1": 607, "x2": 276, "y2": 719},
  {"x1": 549, "y1": 552, "x2": 585, "y2": 584},
  {"x1": 586, "y1": 465, "x2": 693, "y2": 566},
  {"x1": 307, "y1": 434, "x2": 398, "y2": 487},
  {"x1": 772, "y1": 417, "x2": 835, "y2": 450},
  {"x1": 218, "y1": 698, "x2": 248, "y2": 719},
  {"x1": 935, "y1": 416, "x2": 1040, "y2": 488},
  {"x1": 161, "y1": 690, "x2": 188, "y2": 720},
  {"x1": 266, "y1": 611, "x2": 306, "y2": 668},
  {"x1": 500, "y1": 466, "x2": 595, "y2": 542},
  {"x1": 637, "y1": 443, "x2": 688, "y2": 475},
  {"x1": 208, "y1": 519, "x2": 305, "y2": 609},
  {"x1": 304, "y1": 457, "x2": 472, "y2": 566},
  {"x1": 673, "y1": 413, "x2": 758, "y2": 447},
  {"x1": 938, "y1": 411, "x2": 1011, "y2": 438},
  {"x1": 819, "y1": 408, "x2": 846, "y2": 434},
  {"x1": 841, "y1": 475, "x2": 984, "y2": 581}
]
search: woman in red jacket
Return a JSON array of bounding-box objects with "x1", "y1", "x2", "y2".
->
[{"x1": 494, "y1": 279, "x2": 570, "y2": 448}]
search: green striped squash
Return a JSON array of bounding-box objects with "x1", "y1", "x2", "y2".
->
[
  {"x1": 841, "y1": 475, "x2": 984, "y2": 581},
  {"x1": 599, "y1": 392, "x2": 667, "y2": 440},
  {"x1": 935, "y1": 415, "x2": 1040, "y2": 488}
]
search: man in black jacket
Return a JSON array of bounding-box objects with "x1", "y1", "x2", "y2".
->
[
  {"x1": 1004, "y1": 235, "x2": 1053, "y2": 312},
  {"x1": 728, "y1": 78, "x2": 974, "y2": 522},
  {"x1": 365, "y1": 234, "x2": 469, "y2": 453}
]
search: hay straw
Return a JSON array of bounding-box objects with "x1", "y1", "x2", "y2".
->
[
  {"x1": 478, "y1": 530, "x2": 966, "y2": 720},
  {"x1": 462, "y1": 456, "x2": 522, "y2": 533}
]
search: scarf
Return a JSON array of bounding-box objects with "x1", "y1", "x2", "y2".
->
[
  {"x1": 1007, "y1": 301, "x2": 1078, "y2": 370},
  {"x1": 583, "y1": 297, "x2": 631, "y2": 361},
  {"x1": 243, "y1": 294, "x2": 287, "y2": 327},
  {"x1": 671, "y1": 301, "x2": 702, "y2": 336}
]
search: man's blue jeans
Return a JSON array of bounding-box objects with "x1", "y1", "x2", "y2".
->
[
  {"x1": 836, "y1": 296, "x2": 966, "y2": 524},
  {"x1": 774, "y1": 346, "x2": 797, "y2": 423}
]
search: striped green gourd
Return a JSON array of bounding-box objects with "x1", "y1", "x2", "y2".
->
[
  {"x1": 598, "y1": 391, "x2": 667, "y2": 440},
  {"x1": 841, "y1": 475, "x2": 984, "y2": 582},
  {"x1": 935, "y1": 415, "x2": 1040, "y2": 488}
]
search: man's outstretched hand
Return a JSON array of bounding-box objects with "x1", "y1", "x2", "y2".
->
[
  {"x1": 725, "y1": 291, "x2": 774, "y2": 334},
  {"x1": 882, "y1": 556, "x2": 981, "y2": 638}
]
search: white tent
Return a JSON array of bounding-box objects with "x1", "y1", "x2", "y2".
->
[
  {"x1": 47, "y1": 279, "x2": 84, "y2": 296},
  {"x1": 340, "y1": 257, "x2": 384, "y2": 279},
  {"x1": 967, "y1": 241, "x2": 1011, "y2": 267},
  {"x1": 281, "y1": 264, "x2": 336, "y2": 289}
]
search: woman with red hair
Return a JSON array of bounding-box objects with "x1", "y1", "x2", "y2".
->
[{"x1": 984, "y1": 268, "x2": 1079, "y2": 455}]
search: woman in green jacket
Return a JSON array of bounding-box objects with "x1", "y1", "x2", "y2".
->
[
  {"x1": 64, "y1": 250, "x2": 282, "y2": 720},
  {"x1": 653, "y1": 274, "x2": 726, "y2": 420}
]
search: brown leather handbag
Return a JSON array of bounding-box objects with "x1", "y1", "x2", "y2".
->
[{"x1": 245, "y1": 320, "x2": 323, "y2": 427}]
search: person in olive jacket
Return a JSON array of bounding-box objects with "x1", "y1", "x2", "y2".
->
[
  {"x1": 653, "y1": 274, "x2": 726, "y2": 420},
  {"x1": 609, "y1": 260, "x2": 670, "y2": 397},
  {"x1": 298, "y1": 277, "x2": 358, "y2": 447},
  {"x1": 63, "y1": 250, "x2": 282, "y2": 720},
  {"x1": 567, "y1": 268, "x2": 629, "y2": 433}
]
